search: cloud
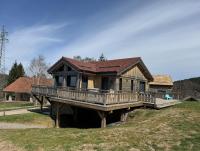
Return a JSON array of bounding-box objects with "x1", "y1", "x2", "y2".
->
[
  {"x1": 4, "y1": 0, "x2": 200, "y2": 80},
  {"x1": 57, "y1": 1, "x2": 200, "y2": 57},
  {"x1": 54, "y1": 0, "x2": 200, "y2": 80},
  {"x1": 6, "y1": 23, "x2": 68, "y2": 72}
]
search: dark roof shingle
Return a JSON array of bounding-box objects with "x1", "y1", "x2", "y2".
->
[{"x1": 63, "y1": 57, "x2": 141, "y2": 73}]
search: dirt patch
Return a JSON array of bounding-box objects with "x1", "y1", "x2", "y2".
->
[
  {"x1": 0, "y1": 122, "x2": 47, "y2": 129},
  {"x1": 0, "y1": 140, "x2": 24, "y2": 151},
  {"x1": 72, "y1": 142, "x2": 130, "y2": 151}
]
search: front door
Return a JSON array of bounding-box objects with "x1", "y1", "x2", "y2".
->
[
  {"x1": 82, "y1": 75, "x2": 88, "y2": 90},
  {"x1": 101, "y1": 77, "x2": 109, "y2": 90}
]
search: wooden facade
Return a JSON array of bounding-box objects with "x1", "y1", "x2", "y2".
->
[
  {"x1": 51, "y1": 63, "x2": 150, "y2": 93},
  {"x1": 32, "y1": 57, "x2": 154, "y2": 128}
]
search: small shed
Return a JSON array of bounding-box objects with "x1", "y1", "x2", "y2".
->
[
  {"x1": 3, "y1": 77, "x2": 53, "y2": 101},
  {"x1": 149, "y1": 75, "x2": 173, "y2": 93}
]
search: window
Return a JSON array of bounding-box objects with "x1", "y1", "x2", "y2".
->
[
  {"x1": 119, "y1": 78, "x2": 122, "y2": 91},
  {"x1": 131, "y1": 80, "x2": 134, "y2": 91},
  {"x1": 67, "y1": 66, "x2": 72, "y2": 71},
  {"x1": 55, "y1": 76, "x2": 63, "y2": 86},
  {"x1": 139, "y1": 81, "x2": 145, "y2": 92},
  {"x1": 70, "y1": 76, "x2": 77, "y2": 87},
  {"x1": 67, "y1": 75, "x2": 77, "y2": 87}
]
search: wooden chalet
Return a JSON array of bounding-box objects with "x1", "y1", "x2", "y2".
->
[{"x1": 32, "y1": 57, "x2": 155, "y2": 128}]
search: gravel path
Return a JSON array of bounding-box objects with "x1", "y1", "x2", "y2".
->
[
  {"x1": 0, "y1": 122, "x2": 47, "y2": 129},
  {"x1": 0, "y1": 107, "x2": 49, "y2": 116},
  {"x1": 0, "y1": 109, "x2": 31, "y2": 116}
]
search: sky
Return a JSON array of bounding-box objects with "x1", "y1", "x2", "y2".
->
[{"x1": 0, "y1": 0, "x2": 200, "y2": 80}]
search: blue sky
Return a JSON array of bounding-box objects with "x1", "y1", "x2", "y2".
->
[{"x1": 0, "y1": 0, "x2": 200, "y2": 80}]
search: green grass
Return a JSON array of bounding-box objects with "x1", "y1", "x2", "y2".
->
[
  {"x1": 0, "y1": 112, "x2": 53, "y2": 127},
  {"x1": 0, "y1": 101, "x2": 199, "y2": 151},
  {"x1": 0, "y1": 101, "x2": 34, "y2": 111}
]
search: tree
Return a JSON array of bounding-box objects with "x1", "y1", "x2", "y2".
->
[
  {"x1": 98, "y1": 53, "x2": 106, "y2": 61},
  {"x1": 7, "y1": 61, "x2": 25, "y2": 85},
  {"x1": 28, "y1": 55, "x2": 49, "y2": 79},
  {"x1": 17, "y1": 63, "x2": 25, "y2": 78},
  {"x1": 73, "y1": 56, "x2": 96, "y2": 62},
  {"x1": 83, "y1": 57, "x2": 96, "y2": 62},
  {"x1": 73, "y1": 56, "x2": 82, "y2": 61}
]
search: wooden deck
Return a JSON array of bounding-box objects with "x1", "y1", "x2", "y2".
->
[
  {"x1": 32, "y1": 86, "x2": 156, "y2": 128},
  {"x1": 144, "y1": 98, "x2": 181, "y2": 109},
  {"x1": 32, "y1": 86, "x2": 155, "y2": 111}
]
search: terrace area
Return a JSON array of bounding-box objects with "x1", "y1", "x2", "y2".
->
[{"x1": 32, "y1": 85, "x2": 155, "y2": 111}]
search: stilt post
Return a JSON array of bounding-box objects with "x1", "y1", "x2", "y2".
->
[
  {"x1": 97, "y1": 111, "x2": 107, "y2": 128},
  {"x1": 40, "y1": 96, "x2": 44, "y2": 112},
  {"x1": 120, "y1": 110, "x2": 129, "y2": 122},
  {"x1": 55, "y1": 103, "x2": 60, "y2": 128}
]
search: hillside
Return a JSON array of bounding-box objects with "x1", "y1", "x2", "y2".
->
[
  {"x1": 173, "y1": 77, "x2": 200, "y2": 99},
  {"x1": 0, "y1": 101, "x2": 199, "y2": 151}
]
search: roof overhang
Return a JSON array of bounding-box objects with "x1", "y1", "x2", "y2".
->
[{"x1": 48, "y1": 57, "x2": 81, "y2": 74}]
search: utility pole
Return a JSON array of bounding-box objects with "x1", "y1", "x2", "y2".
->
[{"x1": 0, "y1": 25, "x2": 8, "y2": 73}]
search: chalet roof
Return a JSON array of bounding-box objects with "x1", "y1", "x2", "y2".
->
[
  {"x1": 149, "y1": 75, "x2": 173, "y2": 86},
  {"x1": 48, "y1": 56, "x2": 153, "y2": 81},
  {"x1": 3, "y1": 77, "x2": 53, "y2": 93}
]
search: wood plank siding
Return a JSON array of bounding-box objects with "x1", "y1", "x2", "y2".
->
[{"x1": 120, "y1": 65, "x2": 149, "y2": 92}]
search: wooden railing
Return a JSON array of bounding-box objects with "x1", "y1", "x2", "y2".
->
[
  {"x1": 139, "y1": 92, "x2": 156, "y2": 104},
  {"x1": 32, "y1": 86, "x2": 154, "y2": 105}
]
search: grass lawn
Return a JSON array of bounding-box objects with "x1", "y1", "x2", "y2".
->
[
  {"x1": 0, "y1": 101, "x2": 34, "y2": 111},
  {"x1": 0, "y1": 101, "x2": 199, "y2": 151}
]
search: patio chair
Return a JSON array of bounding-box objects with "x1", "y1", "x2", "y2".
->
[{"x1": 164, "y1": 94, "x2": 173, "y2": 100}]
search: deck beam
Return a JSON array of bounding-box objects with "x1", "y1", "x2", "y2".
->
[{"x1": 33, "y1": 95, "x2": 44, "y2": 112}]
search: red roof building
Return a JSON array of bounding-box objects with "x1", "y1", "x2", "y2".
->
[{"x1": 3, "y1": 77, "x2": 53, "y2": 101}]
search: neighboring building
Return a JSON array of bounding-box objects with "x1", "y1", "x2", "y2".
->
[
  {"x1": 149, "y1": 75, "x2": 173, "y2": 93},
  {"x1": 48, "y1": 57, "x2": 153, "y2": 92},
  {"x1": 3, "y1": 77, "x2": 53, "y2": 101},
  {"x1": 0, "y1": 74, "x2": 8, "y2": 99}
]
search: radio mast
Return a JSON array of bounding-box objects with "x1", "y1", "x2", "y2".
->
[{"x1": 0, "y1": 25, "x2": 8, "y2": 73}]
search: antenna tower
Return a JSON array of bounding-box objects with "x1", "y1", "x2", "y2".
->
[{"x1": 0, "y1": 25, "x2": 8, "y2": 73}]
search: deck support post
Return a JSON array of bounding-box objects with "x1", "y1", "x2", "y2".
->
[
  {"x1": 55, "y1": 103, "x2": 60, "y2": 128},
  {"x1": 97, "y1": 111, "x2": 107, "y2": 128},
  {"x1": 73, "y1": 107, "x2": 78, "y2": 123},
  {"x1": 32, "y1": 95, "x2": 44, "y2": 112},
  {"x1": 50, "y1": 102, "x2": 53, "y2": 117},
  {"x1": 45, "y1": 97, "x2": 52, "y2": 117},
  {"x1": 120, "y1": 110, "x2": 129, "y2": 122},
  {"x1": 40, "y1": 96, "x2": 44, "y2": 112}
]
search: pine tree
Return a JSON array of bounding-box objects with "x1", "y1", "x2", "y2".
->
[
  {"x1": 7, "y1": 62, "x2": 25, "y2": 85},
  {"x1": 17, "y1": 63, "x2": 25, "y2": 77},
  {"x1": 98, "y1": 53, "x2": 106, "y2": 61}
]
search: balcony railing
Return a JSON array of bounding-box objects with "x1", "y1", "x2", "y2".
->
[{"x1": 32, "y1": 85, "x2": 155, "y2": 105}]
